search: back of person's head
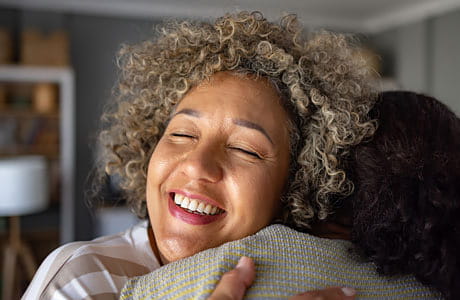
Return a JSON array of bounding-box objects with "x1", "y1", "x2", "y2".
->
[{"x1": 350, "y1": 91, "x2": 460, "y2": 300}]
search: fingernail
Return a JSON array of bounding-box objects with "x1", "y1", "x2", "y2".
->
[
  {"x1": 341, "y1": 287, "x2": 356, "y2": 296},
  {"x1": 236, "y1": 256, "x2": 250, "y2": 268}
]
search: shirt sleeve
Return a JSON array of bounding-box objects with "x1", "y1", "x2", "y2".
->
[
  {"x1": 23, "y1": 243, "x2": 153, "y2": 299},
  {"x1": 22, "y1": 242, "x2": 86, "y2": 299},
  {"x1": 23, "y1": 223, "x2": 158, "y2": 300}
]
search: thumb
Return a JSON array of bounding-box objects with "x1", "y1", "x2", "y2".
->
[{"x1": 208, "y1": 256, "x2": 255, "y2": 300}]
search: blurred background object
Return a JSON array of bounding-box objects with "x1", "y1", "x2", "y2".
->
[
  {"x1": 20, "y1": 29, "x2": 69, "y2": 66},
  {"x1": 0, "y1": 27, "x2": 13, "y2": 64},
  {"x1": 0, "y1": 156, "x2": 48, "y2": 300},
  {"x1": 0, "y1": 156, "x2": 48, "y2": 214},
  {"x1": 0, "y1": 65, "x2": 74, "y2": 298},
  {"x1": 33, "y1": 82, "x2": 58, "y2": 113},
  {"x1": 0, "y1": 0, "x2": 459, "y2": 298}
]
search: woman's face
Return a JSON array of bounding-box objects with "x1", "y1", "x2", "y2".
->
[{"x1": 147, "y1": 72, "x2": 291, "y2": 263}]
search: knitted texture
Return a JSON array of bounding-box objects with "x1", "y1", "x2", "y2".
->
[{"x1": 120, "y1": 225, "x2": 441, "y2": 299}]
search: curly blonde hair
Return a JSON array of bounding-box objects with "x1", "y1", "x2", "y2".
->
[{"x1": 99, "y1": 11, "x2": 376, "y2": 231}]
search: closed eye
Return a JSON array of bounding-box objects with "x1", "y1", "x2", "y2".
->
[
  {"x1": 230, "y1": 147, "x2": 262, "y2": 159},
  {"x1": 170, "y1": 133, "x2": 195, "y2": 138}
]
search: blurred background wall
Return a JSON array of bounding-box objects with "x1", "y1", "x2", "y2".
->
[
  {"x1": 369, "y1": 8, "x2": 460, "y2": 114},
  {"x1": 0, "y1": 8, "x2": 161, "y2": 242}
]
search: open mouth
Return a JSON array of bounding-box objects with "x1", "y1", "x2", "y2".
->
[{"x1": 171, "y1": 192, "x2": 225, "y2": 216}]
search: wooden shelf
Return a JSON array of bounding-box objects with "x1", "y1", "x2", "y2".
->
[
  {"x1": 0, "y1": 109, "x2": 60, "y2": 119},
  {"x1": 0, "y1": 145, "x2": 59, "y2": 159},
  {"x1": 0, "y1": 65, "x2": 75, "y2": 244}
]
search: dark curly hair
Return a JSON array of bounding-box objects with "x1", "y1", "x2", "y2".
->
[{"x1": 350, "y1": 91, "x2": 460, "y2": 299}]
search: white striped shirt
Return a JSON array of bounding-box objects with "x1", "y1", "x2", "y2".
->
[{"x1": 23, "y1": 221, "x2": 160, "y2": 300}]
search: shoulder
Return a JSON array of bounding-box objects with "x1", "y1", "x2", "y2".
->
[
  {"x1": 123, "y1": 224, "x2": 440, "y2": 300},
  {"x1": 23, "y1": 221, "x2": 160, "y2": 300}
]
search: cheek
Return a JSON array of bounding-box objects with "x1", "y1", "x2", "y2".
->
[
  {"x1": 250, "y1": 161, "x2": 289, "y2": 221},
  {"x1": 146, "y1": 144, "x2": 174, "y2": 204},
  {"x1": 146, "y1": 153, "x2": 160, "y2": 193},
  {"x1": 147, "y1": 142, "x2": 173, "y2": 182},
  {"x1": 231, "y1": 167, "x2": 283, "y2": 223}
]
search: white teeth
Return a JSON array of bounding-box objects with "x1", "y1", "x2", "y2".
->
[
  {"x1": 174, "y1": 194, "x2": 184, "y2": 205},
  {"x1": 196, "y1": 203, "x2": 206, "y2": 213},
  {"x1": 180, "y1": 197, "x2": 189, "y2": 208},
  {"x1": 197, "y1": 202, "x2": 205, "y2": 213},
  {"x1": 188, "y1": 200, "x2": 198, "y2": 211},
  {"x1": 173, "y1": 193, "x2": 222, "y2": 215}
]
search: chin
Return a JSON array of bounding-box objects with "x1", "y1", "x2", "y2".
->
[{"x1": 158, "y1": 236, "x2": 210, "y2": 264}]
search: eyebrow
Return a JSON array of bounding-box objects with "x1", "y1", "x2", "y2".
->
[
  {"x1": 174, "y1": 108, "x2": 202, "y2": 118},
  {"x1": 166, "y1": 108, "x2": 201, "y2": 125},
  {"x1": 233, "y1": 119, "x2": 274, "y2": 144},
  {"x1": 173, "y1": 108, "x2": 274, "y2": 144}
]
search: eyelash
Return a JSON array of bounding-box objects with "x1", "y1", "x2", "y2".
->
[
  {"x1": 170, "y1": 133, "x2": 195, "y2": 138},
  {"x1": 230, "y1": 147, "x2": 262, "y2": 159},
  {"x1": 170, "y1": 133, "x2": 262, "y2": 160}
]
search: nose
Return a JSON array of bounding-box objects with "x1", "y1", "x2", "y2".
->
[{"x1": 180, "y1": 143, "x2": 223, "y2": 183}]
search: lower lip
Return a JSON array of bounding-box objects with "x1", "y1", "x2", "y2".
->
[{"x1": 168, "y1": 196, "x2": 225, "y2": 225}]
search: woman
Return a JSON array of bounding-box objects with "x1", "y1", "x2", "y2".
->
[{"x1": 23, "y1": 11, "x2": 375, "y2": 299}]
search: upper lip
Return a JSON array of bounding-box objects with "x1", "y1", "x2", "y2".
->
[{"x1": 168, "y1": 189, "x2": 225, "y2": 211}]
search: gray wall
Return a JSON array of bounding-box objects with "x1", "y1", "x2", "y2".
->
[
  {"x1": 431, "y1": 10, "x2": 460, "y2": 115},
  {"x1": 67, "y1": 14, "x2": 158, "y2": 240},
  {"x1": 371, "y1": 9, "x2": 460, "y2": 115},
  {"x1": 1, "y1": 8, "x2": 159, "y2": 240}
]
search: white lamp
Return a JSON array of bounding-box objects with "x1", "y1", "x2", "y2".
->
[
  {"x1": 0, "y1": 156, "x2": 49, "y2": 215},
  {"x1": 0, "y1": 156, "x2": 49, "y2": 300}
]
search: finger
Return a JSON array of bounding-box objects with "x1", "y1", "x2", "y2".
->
[
  {"x1": 208, "y1": 256, "x2": 256, "y2": 300},
  {"x1": 289, "y1": 286, "x2": 356, "y2": 300}
]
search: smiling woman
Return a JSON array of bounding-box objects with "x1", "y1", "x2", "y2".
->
[
  {"x1": 23, "y1": 11, "x2": 376, "y2": 299},
  {"x1": 147, "y1": 73, "x2": 291, "y2": 263}
]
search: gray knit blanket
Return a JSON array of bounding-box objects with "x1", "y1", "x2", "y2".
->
[{"x1": 120, "y1": 224, "x2": 441, "y2": 299}]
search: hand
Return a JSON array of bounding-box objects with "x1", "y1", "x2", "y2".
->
[
  {"x1": 208, "y1": 256, "x2": 356, "y2": 300},
  {"x1": 208, "y1": 256, "x2": 255, "y2": 300}
]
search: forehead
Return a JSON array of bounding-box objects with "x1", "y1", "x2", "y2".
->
[{"x1": 177, "y1": 72, "x2": 283, "y2": 113}]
